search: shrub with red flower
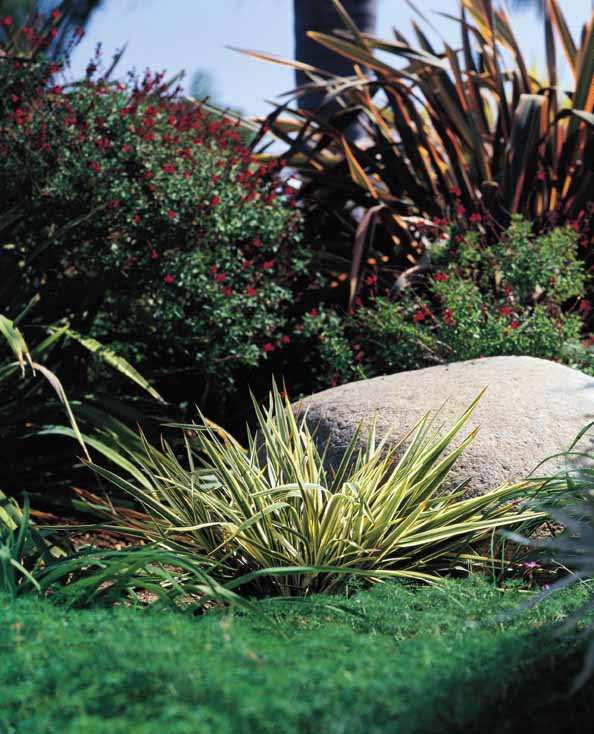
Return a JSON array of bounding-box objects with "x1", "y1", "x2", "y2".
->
[
  {"x1": 0, "y1": 16, "x2": 310, "y2": 414},
  {"x1": 291, "y1": 218, "x2": 591, "y2": 392}
]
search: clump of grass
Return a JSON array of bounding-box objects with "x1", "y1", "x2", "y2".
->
[{"x1": 88, "y1": 384, "x2": 547, "y2": 596}]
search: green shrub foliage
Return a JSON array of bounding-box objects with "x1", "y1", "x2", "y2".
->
[
  {"x1": 294, "y1": 218, "x2": 589, "y2": 390},
  {"x1": 0, "y1": 19, "x2": 309, "y2": 412}
]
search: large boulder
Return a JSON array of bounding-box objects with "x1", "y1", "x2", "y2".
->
[{"x1": 295, "y1": 356, "x2": 594, "y2": 496}]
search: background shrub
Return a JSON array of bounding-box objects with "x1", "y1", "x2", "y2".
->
[
  {"x1": 0, "y1": 18, "x2": 310, "y2": 424},
  {"x1": 291, "y1": 218, "x2": 590, "y2": 391}
]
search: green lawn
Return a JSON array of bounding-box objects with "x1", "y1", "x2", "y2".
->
[{"x1": 1, "y1": 576, "x2": 593, "y2": 734}]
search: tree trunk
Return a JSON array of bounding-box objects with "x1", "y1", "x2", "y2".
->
[{"x1": 293, "y1": 0, "x2": 377, "y2": 113}]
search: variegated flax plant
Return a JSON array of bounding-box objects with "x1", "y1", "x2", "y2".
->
[{"x1": 87, "y1": 384, "x2": 549, "y2": 597}]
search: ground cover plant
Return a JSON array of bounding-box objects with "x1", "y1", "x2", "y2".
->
[{"x1": 2, "y1": 576, "x2": 594, "y2": 734}]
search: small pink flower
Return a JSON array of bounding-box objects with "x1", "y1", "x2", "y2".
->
[{"x1": 163, "y1": 274, "x2": 175, "y2": 284}]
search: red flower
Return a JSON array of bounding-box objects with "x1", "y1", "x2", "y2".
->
[
  {"x1": 579, "y1": 300, "x2": 591, "y2": 315},
  {"x1": 510, "y1": 320, "x2": 519, "y2": 330},
  {"x1": 210, "y1": 196, "x2": 220, "y2": 207},
  {"x1": 309, "y1": 309, "x2": 319, "y2": 318},
  {"x1": 262, "y1": 343, "x2": 275, "y2": 353},
  {"x1": 2, "y1": 16, "x2": 12, "y2": 27},
  {"x1": 162, "y1": 163, "x2": 175, "y2": 174},
  {"x1": 253, "y1": 236, "x2": 261, "y2": 248},
  {"x1": 262, "y1": 260, "x2": 275, "y2": 270},
  {"x1": 443, "y1": 309, "x2": 455, "y2": 326},
  {"x1": 167, "y1": 210, "x2": 175, "y2": 219},
  {"x1": 90, "y1": 161, "x2": 102, "y2": 173},
  {"x1": 246, "y1": 287, "x2": 257, "y2": 297},
  {"x1": 150, "y1": 249, "x2": 159, "y2": 260},
  {"x1": 456, "y1": 204, "x2": 466, "y2": 216},
  {"x1": 214, "y1": 273, "x2": 226, "y2": 283},
  {"x1": 133, "y1": 214, "x2": 141, "y2": 224},
  {"x1": 449, "y1": 186, "x2": 462, "y2": 197},
  {"x1": 222, "y1": 286, "x2": 233, "y2": 297},
  {"x1": 366, "y1": 274, "x2": 378, "y2": 286},
  {"x1": 435, "y1": 272, "x2": 448, "y2": 282},
  {"x1": 163, "y1": 274, "x2": 175, "y2": 284},
  {"x1": 281, "y1": 335, "x2": 291, "y2": 344},
  {"x1": 413, "y1": 307, "x2": 431, "y2": 322},
  {"x1": 469, "y1": 213, "x2": 482, "y2": 224},
  {"x1": 502, "y1": 306, "x2": 512, "y2": 317}
]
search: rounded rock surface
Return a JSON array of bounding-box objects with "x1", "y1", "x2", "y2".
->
[{"x1": 294, "y1": 356, "x2": 594, "y2": 496}]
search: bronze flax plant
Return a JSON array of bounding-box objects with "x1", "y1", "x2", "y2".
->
[{"x1": 243, "y1": 0, "x2": 594, "y2": 307}]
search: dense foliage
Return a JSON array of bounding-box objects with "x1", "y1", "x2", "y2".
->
[
  {"x1": 0, "y1": 15, "x2": 309, "y2": 421},
  {"x1": 2, "y1": 577, "x2": 594, "y2": 733},
  {"x1": 293, "y1": 218, "x2": 590, "y2": 390}
]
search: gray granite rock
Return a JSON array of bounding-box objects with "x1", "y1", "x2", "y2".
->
[{"x1": 294, "y1": 356, "x2": 594, "y2": 496}]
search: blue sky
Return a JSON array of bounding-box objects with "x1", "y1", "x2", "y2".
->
[{"x1": 67, "y1": 0, "x2": 591, "y2": 118}]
